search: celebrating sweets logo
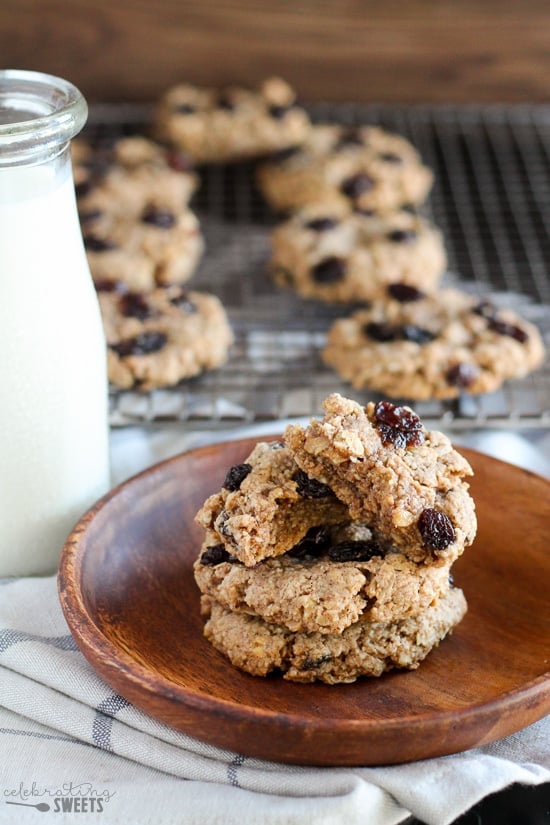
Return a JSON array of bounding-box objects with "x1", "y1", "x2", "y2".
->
[{"x1": 3, "y1": 782, "x2": 115, "y2": 814}]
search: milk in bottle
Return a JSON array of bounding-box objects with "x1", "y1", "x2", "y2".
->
[{"x1": 0, "y1": 70, "x2": 110, "y2": 575}]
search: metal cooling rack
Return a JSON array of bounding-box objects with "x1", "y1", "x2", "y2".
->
[{"x1": 86, "y1": 104, "x2": 550, "y2": 429}]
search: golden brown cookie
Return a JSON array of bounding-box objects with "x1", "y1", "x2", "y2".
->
[
  {"x1": 195, "y1": 442, "x2": 349, "y2": 567},
  {"x1": 202, "y1": 586, "x2": 467, "y2": 684},
  {"x1": 323, "y1": 289, "x2": 546, "y2": 399},
  {"x1": 154, "y1": 77, "x2": 310, "y2": 163},
  {"x1": 270, "y1": 202, "x2": 446, "y2": 302},
  {"x1": 194, "y1": 522, "x2": 452, "y2": 634},
  {"x1": 100, "y1": 285, "x2": 233, "y2": 390},
  {"x1": 257, "y1": 123, "x2": 433, "y2": 212},
  {"x1": 285, "y1": 394, "x2": 477, "y2": 566}
]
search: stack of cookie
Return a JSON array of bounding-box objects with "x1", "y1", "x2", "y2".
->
[
  {"x1": 72, "y1": 135, "x2": 233, "y2": 389},
  {"x1": 194, "y1": 394, "x2": 476, "y2": 684}
]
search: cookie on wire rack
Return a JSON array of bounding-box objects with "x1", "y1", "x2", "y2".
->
[
  {"x1": 270, "y1": 201, "x2": 446, "y2": 303},
  {"x1": 257, "y1": 122, "x2": 433, "y2": 213},
  {"x1": 100, "y1": 285, "x2": 233, "y2": 390},
  {"x1": 73, "y1": 135, "x2": 198, "y2": 215},
  {"x1": 322, "y1": 288, "x2": 546, "y2": 399},
  {"x1": 73, "y1": 135, "x2": 203, "y2": 291},
  {"x1": 83, "y1": 206, "x2": 204, "y2": 292},
  {"x1": 154, "y1": 77, "x2": 311, "y2": 163}
]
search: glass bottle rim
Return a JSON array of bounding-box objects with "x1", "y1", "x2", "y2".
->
[{"x1": 0, "y1": 69, "x2": 88, "y2": 166}]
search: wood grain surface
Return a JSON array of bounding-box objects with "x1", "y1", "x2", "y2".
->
[
  {"x1": 57, "y1": 437, "x2": 550, "y2": 766},
  {"x1": 1, "y1": 1, "x2": 549, "y2": 103}
]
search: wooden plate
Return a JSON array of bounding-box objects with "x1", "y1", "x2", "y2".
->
[{"x1": 58, "y1": 437, "x2": 550, "y2": 766}]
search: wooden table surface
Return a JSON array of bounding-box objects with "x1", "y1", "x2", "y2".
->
[{"x1": 1, "y1": 0, "x2": 549, "y2": 103}]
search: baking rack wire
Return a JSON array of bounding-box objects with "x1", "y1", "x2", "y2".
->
[{"x1": 85, "y1": 103, "x2": 550, "y2": 429}]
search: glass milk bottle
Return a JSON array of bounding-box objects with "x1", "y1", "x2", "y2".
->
[{"x1": 0, "y1": 70, "x2": 110, "y2": 576}]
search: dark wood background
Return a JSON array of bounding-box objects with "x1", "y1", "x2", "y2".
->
[{"x1": 1, "y1": 0, "x2": 549, "y2": 103}]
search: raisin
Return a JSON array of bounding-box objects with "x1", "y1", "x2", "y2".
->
[
  {"x1": 328, "y1": 540, "x2": 383, "y2": 562},
  {"x1": 199, "y1": 544, "x2": 231, "y2": 566},
  {"x1": 311, "y1": 256, "x2": 347, "y2": 284},
  {"x1": 374, "y1": 400, "x2": 424, "y2": 449},
  {"x1": 78, "y1": 208, "x2": 103, "y2": 225},
  {"x1": 387, "y1": 283, "x2": 425, "y2": 302},
  {"x1": 287, "y1": 525, "x2": 332, "y2": 559},
  {"x1": 110, "y1": 331, "x2": 167, "y2": 357},
  {"x1": 141, "y1": 205, "x2": 176, "y2": 229},
  {"x1": 75, "y1": 181, "x2": 92, "y2": 199},
  {"x1": 175, "y1": 103, "x2": 196, "y2": 115},
  {"x1": 304, "y1": 217, "x2": 339, "y2": 232},
  {"x1": 387, "y1": 228, "x2": 417, "y2": 243},
  {"x1": 217, "y1": 93, "x2": 235, "y2": 111},
  {"x1": 446, "y1": 362, "x2": 478, "y2": 388},
  {"x1": 472, "y1": 300, "x2": 496, "y2": 319},
  {"x1": 268, "y1": 103, "x2": 292, "y2": 119},
  {"x1": 119, "y1": 292, "x2": 152, "y2": 320},
  {"x1": 488, "y1": 317, "x2": 529, "y2": 343},
  {"x1": 401, "y1": 324, "x2": 436, "y2": 344},
  {"x1": 94, "y1": 279, "x2": 127, "y2": 294},
  {"x1": 363, "y1": 321, "x2": 400, "y2": 342},
  {"x1": 223, "y1": 463, "x2": 252, "y2": 491},
  {"x1": 300, "y1": 655, "x2": 332, "y2": 670},
  {"x1": 353, "y1": 206, "x2": 375, "y2": 217},
  {"x1": 84, "y1": 234, "x2": 117, "y2": 252},
  {"x1": 378, "y1": 424, "x2": 424, "y2": 449},
  {"x1": 418, "y1": 508, "x2": 455, "y2": 552},
  {"x1": 379, "y1": 152, "x2": 403, "y2": 163},
  {"x1": 217, "y1": 510, "x2": 233, "y2": 538},
  {"x1": 293, "y1": 469, "x2": 333, "y2": 498},
  {"x1": 341, "y1": 173, "x2": 374, "y2": 200},
  {"x1": 165, "y1": 149, "x2": 194, "y2": 172}
]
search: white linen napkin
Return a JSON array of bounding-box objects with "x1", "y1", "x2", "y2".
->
[{"x1": 0, "y1": 424, "x2": 548, "y2": 825}]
